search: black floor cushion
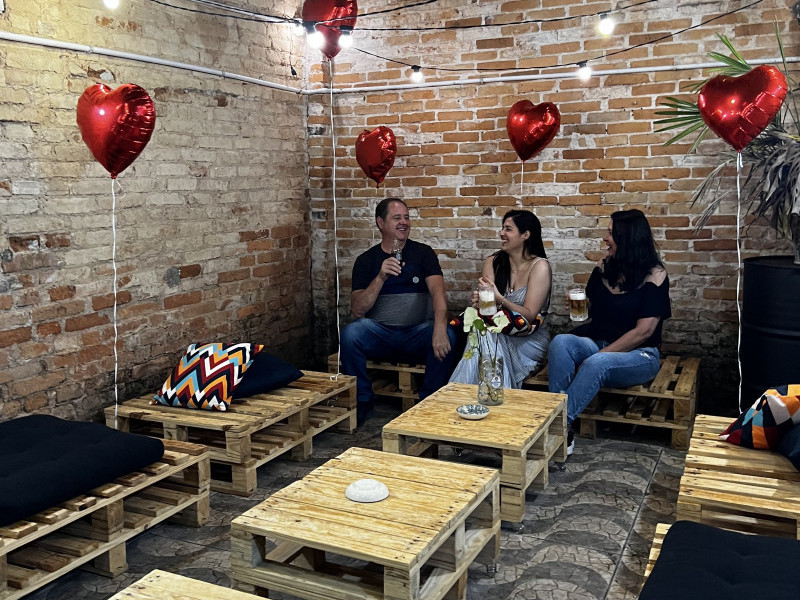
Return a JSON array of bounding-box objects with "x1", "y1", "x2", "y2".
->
[
  {"x1": 0, "y1": 415, "x2": 164, "y2": 527},
  {"x1": 640, "y1": 520, "x2": 800, "y2": 600}
]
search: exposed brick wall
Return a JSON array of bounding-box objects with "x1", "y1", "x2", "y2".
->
[
  {"x1": 307, "y1": 0, "x2": 799, "y2": 414},
  {"x1": 0, "y1": 1, "x2": 310, "y2": 421}
]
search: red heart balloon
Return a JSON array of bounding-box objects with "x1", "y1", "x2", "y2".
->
[
  {"x1": 301, "y1": 0, "x2": 358, "y2": 61},
  {"x1": 698, "y1": 65, "x2": 788, "y2": 152},
  {"x1": 506, "y1": 100, "x2": 561, "y2": 162},
  {"x1": 77, "y1": 83, "x2": 156, "y2": 179},
  {"x1": 356, "y1": 126, "x2": 396, "y2": 187}
]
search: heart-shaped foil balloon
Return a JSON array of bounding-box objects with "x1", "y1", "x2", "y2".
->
[
  {"x1": 698, "y1": 65, "x2": 788, "y2": 152},
  {"x1": 506, "y1": 100, "x2": 561, "y2": 162},
  {"x1": 76, "y1": 83, "x2": 156, "y2": 179},
  {"x1": 356, "y1": 126, "x2": 397, "y2": 186},
  {"x1": 301, "y1": 0, "x2": 358, "y2": 61}
]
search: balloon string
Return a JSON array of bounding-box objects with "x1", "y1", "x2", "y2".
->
[
  {"x1": 111, "y1": 179, "x2": 120, "y2": 429},
  {"x1": 329, "y1": 60, "x2": 342, "y2": 380},
  {"x1": 520, "y1": 160, "x2": 525, "y2": 200},
  {"x1": 736, "y1": 151, "x2": 743, "y2": 412}
]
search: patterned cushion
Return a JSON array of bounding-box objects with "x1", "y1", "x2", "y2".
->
[
  {"x1": 153, "y1": 343, "x2": 263, "y2": 411},
  {"x1": 720, "y1": 384, "x2": 800, "y2": 450},
  {"x1": 448, "y1": 307, "x2": 543, "y2": 337}
]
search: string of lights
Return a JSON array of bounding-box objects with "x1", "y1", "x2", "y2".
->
[
  {"x1": 352, "y1": 0, "x2": 765, "y2": 80},
  {"x1": 136, "y1": 0, "x2": 768, "y2": 85}
]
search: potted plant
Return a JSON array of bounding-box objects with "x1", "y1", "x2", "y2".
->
[{"x1": 655, "y1": 31, "x2": 800, "y2": 263}]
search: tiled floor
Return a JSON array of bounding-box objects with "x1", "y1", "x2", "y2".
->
[{"x1": 25, "y1": 401, "x2": 685, "y2": 600}]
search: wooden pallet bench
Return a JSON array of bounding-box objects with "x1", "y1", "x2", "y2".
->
[
  {"x1": 523, "y1": 356, "x2": 700, "y2": 450},
  {"x1": 109, "y1": 569, "x2": 267, "y2": 600},
  {"x1": 106, "y1": 371, "x2": 356, "y2": 496},
  {"x1": 328, "y1": 352, "x2": 424, "y2": 412},
  {"x1": 0, "y1": 440, "x2": 209, "y2": 600},
  {"x1": 677, "y1": 414, "x2": 800, "y2": 539},
  {"x1": 643, "y1": 522, "x2": 670, "y2": 580}
]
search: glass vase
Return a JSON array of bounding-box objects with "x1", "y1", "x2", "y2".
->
[{"x1": 478, "y1": 355, "x2": 504, "y2": 406}]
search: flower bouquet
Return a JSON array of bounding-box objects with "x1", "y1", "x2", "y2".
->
[{"x1": 460, "y1": 307, "x2": 509, "y2": 405}]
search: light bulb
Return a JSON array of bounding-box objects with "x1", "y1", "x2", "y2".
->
[
  {"x1": 577, "y1": 62, "x2": 592, "y2": 82},
  {"x1": 307, "y1": 28, "x2": 325, "y2": 49},
  {"x1": 103, "y1": 0, "x2": 120, "y2": 8},
  {"x1": 598, "y1": 12, "x2": 615, "y2": 36},
  {"x1": 338, "y1": 27, "x2": 353, "y2": 48},
  {"x1": 410, "y1": 65, "x2": 423, "y2": 83}
]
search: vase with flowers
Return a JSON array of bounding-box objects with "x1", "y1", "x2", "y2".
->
[{"x1": 460, "y1": 306, "x2": 510, "y2": 405}]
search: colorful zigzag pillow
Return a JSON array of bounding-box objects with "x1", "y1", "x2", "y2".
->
[
  {"x1": 720, "y1": 385, "x2": 800, "y2": 450},
  {"x1": 152, "y1": 343, "x2": 263, "y2": 411}
]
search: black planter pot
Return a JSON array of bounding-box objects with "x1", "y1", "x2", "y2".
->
[{"x1": 741, "y1": 256, "x2": 800, "y2": 405}]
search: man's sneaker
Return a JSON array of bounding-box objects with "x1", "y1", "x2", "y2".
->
[{"x1": 566, "y1": 430, "x2": 574, "y2": 456}]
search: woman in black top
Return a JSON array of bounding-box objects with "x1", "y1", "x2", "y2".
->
[{"x1": 548, "y1": 209, "x2": 671, "y2": 454}]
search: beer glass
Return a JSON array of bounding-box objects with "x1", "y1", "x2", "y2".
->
[
  {"x1": 478, "y1": 282, "x2": 497, "y2": 316},
  {"x1": 569, "y1": 287, "x2": 588, "y2": 322}
]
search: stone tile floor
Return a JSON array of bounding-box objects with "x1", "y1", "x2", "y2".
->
[{"x1": 26, "y1": 401, "x2": 685, "y2": 600}]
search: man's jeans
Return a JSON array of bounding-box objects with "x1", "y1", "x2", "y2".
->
[
  {"x1": 547, "y1": 334, "x2": 661, "y2": 426},
  {"x1": 340, "y1": 318, "x2": 458, "y2": 405}
]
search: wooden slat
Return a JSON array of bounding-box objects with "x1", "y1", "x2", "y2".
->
[{"x1": 109, "y1": 569, "x2": 265, "y2": 600}]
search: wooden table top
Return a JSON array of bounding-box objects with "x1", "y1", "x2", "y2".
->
[
  {"x1": 231, "y1": 446, "x2": 499, "y2": 569},
  {"x1": 109, "y1": 570, "x2": 264, "y2": 599},
  {"x1": 383, "y1": 383, "x2": 566, "y2": 451}
]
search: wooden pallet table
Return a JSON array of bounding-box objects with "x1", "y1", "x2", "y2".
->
[
  {"x1": 106, "y1": 371, "x2": 356, "y2": 496},
  {"x1": 382, "y1": 382, "x2": 567, "y2": 523},
  {"x1": 523, "y1": 356, "x2": 700, "y2": 450},
  {"x1": 109, "y1": 569, "x2": 267, "y2": 600},
  {"x1": 328, "y1": 352, "x2": 424, "y2": 412},
  {"x1": 0, "y1": 440, "x2": 209, "y2": 600},
  {"x1": 677, "y1": 414, "x2": 800, "y2": 539},
  {"x1": 230, "y1": 446, "x2": 499, "y2": 600}
]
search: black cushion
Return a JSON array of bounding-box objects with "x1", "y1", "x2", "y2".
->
[
  {"x1": 232, "y1": 351, "x2": 303, "y2": 399},
  {"x1": 639, "y1": 520, "x2": 800, "y2": 600},
  {"x1": 777, "y1": 422, "x2": 800, "y2": 471},
  {"x1": 0, "y1": 415, "x2": 164, "y2": 527}
]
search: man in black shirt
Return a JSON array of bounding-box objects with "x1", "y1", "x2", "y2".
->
[{"x1": 341, "y1": 198, "x2": 457, "y2": 425}]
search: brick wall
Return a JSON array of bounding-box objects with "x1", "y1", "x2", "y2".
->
[
  {"x1": 0, "y1": 1, "x2": 310, "y2": 421},
  {"x1": 307, "y1": 0, "x2": 798, "y2": 414}
]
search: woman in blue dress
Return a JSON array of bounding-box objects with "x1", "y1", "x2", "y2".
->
[{"x1": 450, "y1": 210, "x2": 552, "y2": 389}]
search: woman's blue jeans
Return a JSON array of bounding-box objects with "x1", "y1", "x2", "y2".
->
[{"x1": 547, "y1": 334, "x2": 661, "y2": 426}]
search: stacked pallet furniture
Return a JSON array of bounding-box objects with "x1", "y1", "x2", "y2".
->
[
  {"x1": 230, "y1": 447, "x2": 500, "y2": 600},
  {"x1": 643, "y1": 522, "x2": 670, "y2": 579},
  {"x1": 523, "y1": 356, "x2": 700, "y2": 450},
  {"x1": 383, "y1": 383, "x2": 567, "y2": 523},
  {"x1": 328, "y1": 352, "x2": 424, "y2": 411},
  {"x1": 109, "y1": 570, "x2": 266, "y2": 600},
  {"x1": 0, "y1": 440, "x2": 209, "y2": 600},
  {"x1": 106, "y1": 371, "x2": 356, "y2": 496},
  {"x1": 677, "y1": 413, "x2": 800, "y2": 538}
]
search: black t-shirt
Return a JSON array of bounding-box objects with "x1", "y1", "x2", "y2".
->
[
  {"x1": 351, "y1": 239, "x2": 442, "y2": 326},
  {"x1": 572, "y1": 266, "x2": 672, "y2": 348}
]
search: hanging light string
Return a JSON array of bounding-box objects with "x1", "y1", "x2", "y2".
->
[
  {"x1": 351, "y1": 0, "x2": 764, "y2": 75},
  {"x1": 329, "y1": 59, "x2": 343, "y2": 379},
  {"x1": 111, "y1": 179, "x2": 120, "y2": 430},
  {"x1": 146, "y1": 0, "x2": 653, "y2": 29}
]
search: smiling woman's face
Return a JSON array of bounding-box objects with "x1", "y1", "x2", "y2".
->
[{"x1": 603, "y1": 220, "x2": 617, "y2": 257}]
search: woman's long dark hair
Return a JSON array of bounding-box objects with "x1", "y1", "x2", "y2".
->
[
  {"x1": 493, "y1": 210, "x2": 546, "y2": 295},
  {"x1": 603, "y1": 209, "x2": 663, "y2": 291}
]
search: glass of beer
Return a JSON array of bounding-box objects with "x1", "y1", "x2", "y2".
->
[
  {"x1": 478, "y1": 282, "x2": 497, "y2": 317},
  {"x1": 569, "y1": 287, "x2": 588, "y2": 322}
]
